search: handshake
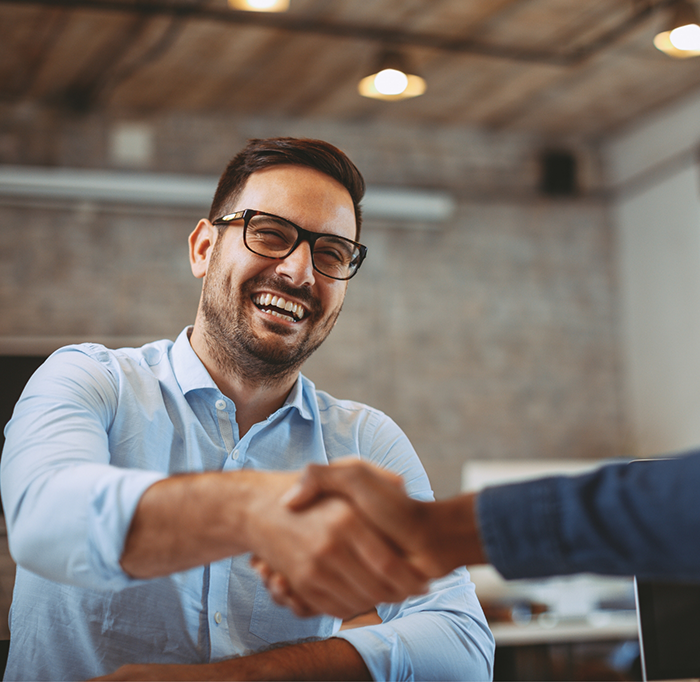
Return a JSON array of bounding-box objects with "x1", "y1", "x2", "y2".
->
[{"x1": 249, "y1": 459, "x2": 487, "y2": 620}]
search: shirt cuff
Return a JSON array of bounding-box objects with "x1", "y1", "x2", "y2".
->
[
  {"x1": 477, "y1": 477, "x2": 566, "y2": 580},
  {"x1": 86, "y1": 469, "x2": 168, "y2": 590}
]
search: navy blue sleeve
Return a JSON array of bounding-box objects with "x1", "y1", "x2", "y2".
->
[{"x1": 477, "y1": 452, "x2": 700, "y2": 581}]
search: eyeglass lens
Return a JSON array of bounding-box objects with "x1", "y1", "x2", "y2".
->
[{"x1": 245, "y1": 214, "x2": 360, "y2": 279}]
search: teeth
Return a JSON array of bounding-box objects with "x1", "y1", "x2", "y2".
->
[{"x1": 253, "y1": 294, "x2": 305, "y2": 321}]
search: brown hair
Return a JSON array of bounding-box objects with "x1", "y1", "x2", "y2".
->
[{"x1": 209, "y1": 137, "x2": 365, "y2": 238}]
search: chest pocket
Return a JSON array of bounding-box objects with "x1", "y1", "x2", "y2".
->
[{"x1": 249, "y1": 580, "x2": 337, "y2": 644}]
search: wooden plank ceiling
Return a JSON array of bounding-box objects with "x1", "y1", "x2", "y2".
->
[{"x1": 1, "y1": 0, "x2": 700, "y2": 139}]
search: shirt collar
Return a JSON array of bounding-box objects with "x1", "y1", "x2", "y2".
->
[
  {"x1": 171, "y1": 326, "x2": 315, "y2": 421},
  {"x1": 171, "y1": 326, "x2": 219, "y2": 395},
  {"x1": 282, "y1": 373, "x2": 314, "y2": 421}
]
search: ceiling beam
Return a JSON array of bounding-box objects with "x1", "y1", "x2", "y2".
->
[{"x1": 0, "y1": 0, "x2": 675, "y2": 67}]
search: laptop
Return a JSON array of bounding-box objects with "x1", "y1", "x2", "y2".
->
[{"x1": 635, "y1": 578, "x2": 700, "y2": 681}]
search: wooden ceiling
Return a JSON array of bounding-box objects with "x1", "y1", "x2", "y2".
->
[{"x1": 2, "y1": 0, "x2": 700, "y2": 140}]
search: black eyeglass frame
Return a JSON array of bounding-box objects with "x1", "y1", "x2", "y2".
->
[{"x1": 212, "y1": 208, "x2": 368, "y2": 281}]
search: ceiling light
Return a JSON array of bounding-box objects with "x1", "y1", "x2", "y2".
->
[
  {"x1": 358, "y1": 51, "x2": 426, "y2": 101},
  {"x1": 654, "y1": 0, "x2": 700, "y2": 58},
  {"x1": 227, "y1": 0, "x2": 289, "y2": 12}
]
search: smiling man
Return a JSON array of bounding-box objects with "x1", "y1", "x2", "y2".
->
[{"x1": 1, "y1": 138, "x2": 493, "y2": 681}]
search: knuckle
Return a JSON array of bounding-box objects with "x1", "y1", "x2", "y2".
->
[
  {"x1": 327, "y1": 504, "x2": 356, "y2": 533},
  {"x1": 377, "y1": 554, "x2": 405, "y2": 582},
  {"x1": 306, "y1": 463, "x2": 325, "y2": 480}
]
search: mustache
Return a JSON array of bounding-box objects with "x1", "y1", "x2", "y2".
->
[{"x1": 241, "y1": 274, "x2": 322, "y2": 315}]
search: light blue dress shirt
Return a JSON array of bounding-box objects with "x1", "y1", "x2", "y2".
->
[{"x1": 1, "y1": 327, "x2": 494, "y2": 681}]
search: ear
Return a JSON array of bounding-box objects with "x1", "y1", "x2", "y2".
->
[{"x1": 189, "y1": 219, "x2": 218, "y2": 279}]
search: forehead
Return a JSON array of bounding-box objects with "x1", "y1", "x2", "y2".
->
[{"x1": 232, "y1": 165, "x2": 357, "y2": 240}]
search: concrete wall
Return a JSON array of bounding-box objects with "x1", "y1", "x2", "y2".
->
[{"x1": 0, "y1": 105, "x2": 624, "y2": 497}]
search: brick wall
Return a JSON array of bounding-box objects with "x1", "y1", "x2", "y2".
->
[{"x1": 0, "y1": 105, "x2": 624, "y2": 497}]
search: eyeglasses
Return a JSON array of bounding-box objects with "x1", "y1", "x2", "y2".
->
[{"x1": 212, "y1": 209, "x2": 368, "y2": 281}]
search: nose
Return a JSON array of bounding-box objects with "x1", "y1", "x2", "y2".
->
[{"x1": 275, "y1": 240, "x2": 316, "y2": 287}]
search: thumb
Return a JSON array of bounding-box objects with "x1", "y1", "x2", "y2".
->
[
  {"x1": 285, "y1": 460, "x2": 413, "y2": 541},
  {"x1": 280, "y1": 465, "x2": 327, "y2": 510}
]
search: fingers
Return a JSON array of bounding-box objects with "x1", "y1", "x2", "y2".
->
[
  {"x1": 279, "y1": 478, "x2": 318, "y2": 510},
  {"x1": 251, "y1": 557, "x2": 318, "y2": 617},
  {"x1": 251, "y1": 557, "x2": 317, "y2": 617},
  {"x1": 268, "y1": 574, "x2": 317, "y2": 618},
  {"x1": 279, "y1": 505, "x2": 413, "y2": 618},
  {"x1": 252, "y1": 497, "x2": 429, "y2": 620},
  {"x1": 285, "y1": 460, "x2": 404, "y2": 511},
  {"x1": 310, "y1": 511, "x2": 427, "y2": 612},
  {"x1": 248, "y1": 466, "x2": 434, "y2": 620},
  {"x1": 287, "y1": 461, "x2": 422, "y2": 552},
  {"x1": 346, "y1": 513, "x2": 429, "y2": 593}
]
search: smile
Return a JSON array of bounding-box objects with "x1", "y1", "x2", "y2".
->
[{"x1": 253, "y1": 293, "x2": 306, "y2": 322}]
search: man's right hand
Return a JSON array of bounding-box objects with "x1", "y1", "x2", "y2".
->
[
  {"x1": 244, "y1": 471, "x2": 429, "y2": 619},
  {"x1": 120, "y1": 469, "x2": 428, "y2": 620}
]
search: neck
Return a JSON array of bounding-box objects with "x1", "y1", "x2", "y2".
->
[{"x1": 189, "y1": 323, "x2": 299, "y2": 437}]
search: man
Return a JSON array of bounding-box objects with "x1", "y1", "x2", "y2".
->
[
  {"x1": 257, "y1": 452, "x2": 700, "y2": 617},
  {"x1": 0, "y1": 137, "x2": 494, "y2": 681}
]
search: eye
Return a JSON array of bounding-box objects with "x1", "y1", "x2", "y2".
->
[
  {"x1": 247, "y1": 217, "x2": 296, "y2": 248},
  {"x1": 315, "y1": 246, "x2": 346, "y2": 264},
  {"x1": 314, "y1": 237, "x2": 355, "y2": 265}
]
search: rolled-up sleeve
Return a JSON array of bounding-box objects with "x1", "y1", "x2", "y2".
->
[
  {"x1": 335, "y1": 568, "x2": 494, "y2": 681},
  {"x1": 1, "y1": 347, "x2": 165, "y2": 590}
]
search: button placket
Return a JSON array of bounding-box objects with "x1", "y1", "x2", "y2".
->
[
  {"x1": 215, "y1": 397, "x2": 236, "y2": 456},
  {"x1": 207, "y1": 560, "x2": 235, "y2": 657}
]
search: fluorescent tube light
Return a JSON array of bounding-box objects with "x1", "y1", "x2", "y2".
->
[{"x1": 0, "y1": 166, "x2": 454, "y2": 223}]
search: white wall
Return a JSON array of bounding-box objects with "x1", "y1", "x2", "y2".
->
[{"x1": 606, "y1": 90, "x2": 700, "y2": 457}]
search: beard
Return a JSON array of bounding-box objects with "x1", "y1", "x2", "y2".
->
[{"x1": 199, "y1": 241, "x2": 342, "y2": 387}]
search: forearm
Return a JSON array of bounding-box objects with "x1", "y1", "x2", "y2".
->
[
  {"x1": 221, "y1": 638, "x2": 371, "y2": 681},
  {"x1": 418, "y1": 493, "x2": 488, "y2": 573},
  {"x1": 121, "y1": 470, "x2": 294, "y2": 578},
  {"x1": 96, "y1": 639, "x2": 371, "y2": 681}
]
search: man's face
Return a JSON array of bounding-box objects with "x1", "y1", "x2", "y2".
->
[{"x1": 197, "y1": 165, "x2": 356, "y2": 383}]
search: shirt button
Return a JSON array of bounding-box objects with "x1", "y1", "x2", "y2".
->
[
  {"x1": 215, "y1": 399, "x2": 226, "y2": 410},
  {"x1": 231, "y1": 449, "x2": 239, "y2": 460},
  {"x1": 214, "y1": 611, "x2": 223, "y2": 624}
]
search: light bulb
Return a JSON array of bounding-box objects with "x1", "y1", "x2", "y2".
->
[
  {"x1": 669, "y1": 23, "x2": 700, "y2": 49},
  {"x1": 228, "y1": 0, "x2": 289, "y2": 11},
  {"x1": 373, "y1": 69, "x2": 408, "y2": 96}
]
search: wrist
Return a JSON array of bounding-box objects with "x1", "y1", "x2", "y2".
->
[
  {"x1": 433, "y1": 493, "x2": 488, "y2": 568},
  {"x1": 233, "y1": 470, "x2": 301, "y2": 558}
]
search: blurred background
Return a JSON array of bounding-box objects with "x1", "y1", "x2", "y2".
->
[{"x1": 3, "y1": 1, "x2": 700, "y2": 677}]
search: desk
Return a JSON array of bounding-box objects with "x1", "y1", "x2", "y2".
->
[
  {"x1": 491, "y1": 610, "x2": 639, "y2": 647},
  {"x1": 491, "y1": 611, "x2": 640, "y2": 681}
]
